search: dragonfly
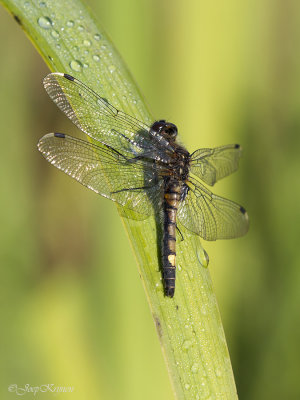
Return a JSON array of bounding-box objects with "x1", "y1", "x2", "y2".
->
[{"x1": 38, "y1": 72, "x2": 249, "y2": 297}]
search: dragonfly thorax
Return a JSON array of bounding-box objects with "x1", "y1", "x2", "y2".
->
[{"x1": 172, "y1": 148, "x2": 190, "y2": 181}]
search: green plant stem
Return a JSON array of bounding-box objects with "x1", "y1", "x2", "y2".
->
[{"x1": 1, "y1": 0, "x2": 238, "y2": 398}]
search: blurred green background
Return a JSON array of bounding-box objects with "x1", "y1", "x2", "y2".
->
[{"x1": 1, "y1": 0, "x2": 300, "y2": 399}]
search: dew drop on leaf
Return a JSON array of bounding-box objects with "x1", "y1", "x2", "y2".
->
[
  {"x1": 83, "y1": 39, "x2": 91, "y2": 47},
  {"x1": 69, "y1": 60, "x2": 83, "y2": 72},
  {"x1": 51, "y1": 29, "x2": 59, "y2": 39},
  {"x1": 196, "y1": 246, "x2": 209, "y2": 268},
  {"x1": 182, "y1": 339, "x2": 193, "y2": 351},
  {"x1": 191, "y1": 363, "x2": 199, "y2": 373},
  {"x1": 37, "y1": 16, "x2": 53, "y2": 29}
]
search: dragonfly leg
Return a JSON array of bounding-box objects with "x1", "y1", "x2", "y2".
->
[
  {"x1": 176, "y1": 225, "x2": 184, "y2": 241},
  {"x1": 111, "y1": 185, "x2": 155, "y2": 194}
]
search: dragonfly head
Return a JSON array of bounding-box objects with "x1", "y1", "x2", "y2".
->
[{"x1": 151, "y1": 120, "x2": 178, "y2": 141}]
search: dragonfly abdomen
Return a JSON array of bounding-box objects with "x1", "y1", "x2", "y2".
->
[{"x1": 162, "y1": 181, "x2": 181, "y2": 297}]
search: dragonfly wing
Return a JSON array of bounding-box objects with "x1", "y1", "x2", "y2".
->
[
  {"x1": 43, "y1": 73, "x2": 158, "y2": 157},
  {"x1": 190, "y1": 144, "x2": 242, "y2": 186},
  {"x1": 38, "y1": 133, "x2": 162, "y2": 217},
  {"x1": 177, "y1": 177, "x2": 249, "y2": 240}
]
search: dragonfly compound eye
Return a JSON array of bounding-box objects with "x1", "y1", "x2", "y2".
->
[{"x1": 163, "y1": 123, "x2": 178, "y2": 139}]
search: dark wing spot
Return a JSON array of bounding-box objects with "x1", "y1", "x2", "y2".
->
[
  {"x1": 14, "y1": 15, "x2": 22, "y2": 25},
  {"x1": 54, "y1": 133, "x2": 66, "y2": 138},
  {"x1": 64, "y1": 73, "x2": 75, "y2": 81},
  {"x1": 235, "y1": 144, "x2": 240, "y2": 149},
  {"x1": 240, "y1": 206, "x2": 246, "y2": 214}
]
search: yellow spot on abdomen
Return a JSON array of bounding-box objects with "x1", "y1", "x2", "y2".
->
[{"x1": 168, "y1": 254, "x2": 176, "y2": 266}]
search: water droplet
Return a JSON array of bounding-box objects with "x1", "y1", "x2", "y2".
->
[
  {"x1": 78, "y1": 25, "x2": 84, "y2": 32},
  {"x1": 215, "y1": 368, "x2": 222, "y2": 377},
  {"x1": 69, "y1": 59, "x2": 82, "y2": 72},
  {"x1": 177, "y1": 264, "x2": 182, "y2": 272},
  {"x1": 67, "y1": 20, "x2": 74, "y2": 28},
  {"x1": 84, "y1": 50, "x2": 89, "y2": 55},
  {"x1": 83, "y1": 63, "x2": 89, "y2": 69},
  {"x1": 93, "y1": 54, "x2": 100, "y2": 62},
  {"x1": 200, "y1": 305, "x2": 207, "y2": 315},
  {"x1": 108, "y1": 65, "x2": 116, "y2": 73},
  {"x1": 94, "y1": 33, "x2": 101, "y2": 40},
  {"x1": 197, "y1": 246, "x2": 209, "y2": 268},
  {"x1": 101, "y1": 44, "x2": 107, "y2": 50},
  {"x1": 56, "y1": 43, "x2": 61, "y2": 49},
  {"x1": 182, "y1": 339, "x2": 193, "y2": 351},
  {"x1": 39, "y1": 1, "x2": 46, "y2": 7},
  {"x1": 187, "y1": 270, "x2": 194, "y2": 280},
  {"x1": 191, "y1": 363, "x2": 199, "y2": 373},
  {"x1": 51, "y1": 29, "x2": 59, "y2": 39},
  {"x1": 184, "y1": 383, "x2": 190, "y2": 390},
  {"x1": 24, "y1": 1, "x2": 30, "y2": 7},
  {"x1": 37, "y1": 16, "x2": 52, "y2": 29},
  {"x1": 83, "y1": 39, "x2": 91, "y2": 47},
  {"x1": 73, "y1": 46, "x2": 79, "y2": 52}
]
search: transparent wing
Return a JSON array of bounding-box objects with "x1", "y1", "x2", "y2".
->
[
  {"x1": 38, "y1": 133, "x2": 163, "y2": 217},
  {"x1": 190, "y1": 144, "x2": 242, "y2": 186},
  {"x1": 43, "y1": 73, "x2": 168, "y2": 159},
  {"x1": 177, "y1": 177, "x2": 249, "y2": 240}
]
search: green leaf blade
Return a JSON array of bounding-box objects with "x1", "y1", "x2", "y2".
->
[{"x1": 1, "y1": 0, "x2": 238, "y2": 398}]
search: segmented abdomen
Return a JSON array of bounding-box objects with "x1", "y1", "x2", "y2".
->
[{"x1": 162, "y1": 182, "x2": 181, "y2": 297}]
